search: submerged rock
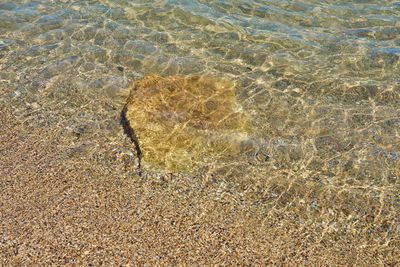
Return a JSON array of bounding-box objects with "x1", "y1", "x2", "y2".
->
[{"x1": 124, "y1": 74, "x2": 253, "y2": 172}]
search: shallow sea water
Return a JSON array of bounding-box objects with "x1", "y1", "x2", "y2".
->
[{"x1": 1, "y1": 0, "x2": 400, "y2": 262}]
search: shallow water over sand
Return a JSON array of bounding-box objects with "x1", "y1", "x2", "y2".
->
[{"x1": 1, "y1": 0, "x2": 400, "y2": 264}]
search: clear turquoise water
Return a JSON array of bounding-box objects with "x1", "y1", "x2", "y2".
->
[{"x1": 1, "y1": 0, "x2": 400, "y2": 254}]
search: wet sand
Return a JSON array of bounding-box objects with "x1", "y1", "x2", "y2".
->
[{"x1": 1, "y1": 87, "x2": 399, "y2": 265}]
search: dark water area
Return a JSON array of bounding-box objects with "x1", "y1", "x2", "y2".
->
[{"x1": 1, "y1": 0, "x2": 400, "y2": 264}]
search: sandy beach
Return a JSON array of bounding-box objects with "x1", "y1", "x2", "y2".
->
[
  {"x1": 1, "y1": 0, "x2": 400, "y2": 264},
  {"x1": 1, "y1": 83, "x2": 399, "y2": 265}
]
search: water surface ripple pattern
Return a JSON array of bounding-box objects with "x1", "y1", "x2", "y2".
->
[{"x1": 1, "y1": 0, "x2": 400, "y2": 264}]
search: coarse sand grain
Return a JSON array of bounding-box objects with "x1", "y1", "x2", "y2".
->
[{"x1": 0, "y1": 98, "x2": 399, "y2": 265}]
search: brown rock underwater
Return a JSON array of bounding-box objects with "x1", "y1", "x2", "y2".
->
[{"x1": 123, "y1": 74, "x2": 253, "y2": 172}]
